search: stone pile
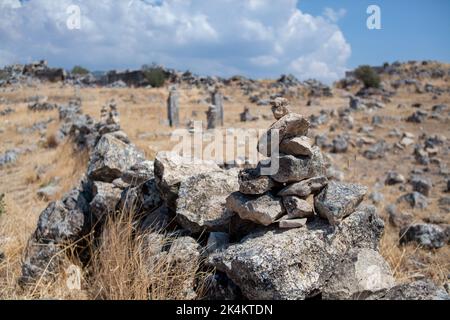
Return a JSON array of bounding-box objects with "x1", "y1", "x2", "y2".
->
[
  {"x1": 226, "y1": 97, "x2": 367, "y2": 229},
  {"x1": 56, "y1": 99, "x2": 128, "y2": 151},
  {"x1": 20, "y1": 99, "x2": 146, "y2": 285},
  {"x1": 18, "y1": 96, "x2": 449, "y2": 300},
  {"x1": 204, "y1": 98, "x2": 399, "y2": 299}
]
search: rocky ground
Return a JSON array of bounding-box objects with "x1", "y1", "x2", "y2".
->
[{"x1": 0, "y1": 60, "x2": 449, "y2": 299}]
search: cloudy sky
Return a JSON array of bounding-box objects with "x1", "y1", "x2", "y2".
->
[{"x1": 0, "y1": 0, "x2": 449, "y2": 83}]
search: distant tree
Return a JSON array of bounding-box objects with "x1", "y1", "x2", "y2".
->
[
  {"x1": 354, "y1": 65, "x2": 381, "y2": 89},
  {"x1": 142, "y1": 65, "x2": 168, "y2": 88},
  {"x1": 383, "y1": 62, "x2": 390, "y2": 69},
  {"x1": 71, "y1": 65, "x2": 90, "y2": 75}
]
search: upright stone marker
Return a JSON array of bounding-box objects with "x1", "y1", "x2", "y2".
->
[
  {"x1": 211, "y1": 89, "x2": 224, "y2": 126},
  {"x1": 167, "y1": 87, "x2": 179, "y2": 127},
  {"x1": 206, "y1": 105, "x2": 218, "y2": 129}
]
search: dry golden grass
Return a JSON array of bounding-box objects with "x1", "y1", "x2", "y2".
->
[
  {"x1": 0, "y1": 138, "x2": 89, "y2": 299},
  {"x1": 381, "y1": 224, "x2": 450, "y2": 285},
  {"x1": 0, "y1": 72, "x2": 449, "y2": 299},
  {"x1": 88, "y1": 208, "x2": 209, "y2": 300}
]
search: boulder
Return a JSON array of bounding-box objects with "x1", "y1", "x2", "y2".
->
[
  {"x1": 35, "y1": 188, "x2": 89, "y2": 243},
  {"x1": 439, "y1": 196, "x2": 450, "y2": 211},
  {"x1": 315, "y1": 181, "x2": 367, "y2": 225},
  {"x1": 238, "y1": 167, "x2": 275, "y2": 195},
  {"x1": 121, "y1": 160, "x2": 154, "y2": 186},
  {"x1": 209, "y1": 228, "x2": 336, "y2": 299},
  {"x1": 385, "y1": 171, "x2": 406, "y2": 185},
  {"x1": 271, "y1": 146, "x2": 326, "y2": 183},
  {"x1": 20, "y1": 241, "x2": 61, "y2": 285},
  {"x1": 278, "y1": 176, "x2": 328, "y2": 198},
  {"x1": 332, "y1": 136, "x2": 349, "y2": 153},
  {"x1": 87, "y1": 134, "x2": 145, "y2": 183},
  {"x1": 282, "y1": 196, "x2": 314, "y2": 218},
  {"x1": 166, "y1": 236, "x2": 201, "y2": 300},
  {"x1": 168, "y1": 236, "x2": 201, "y2": 264},
  {"x1": 406, "y1": 110, "x2": 428, "y2": 123},
  {"x1": 226, "y1": 192, "x2": 285, "y2": 226},
  {"x1": 397, "y1": 192, "x2": 428, "y2": 209},
  {"x1": 278, "y1": 218, "x2": 307, "y2": 229},
  {"x1": 400, "y1": 223, "x2": 447, "y2": 249},
  {"x1": 176, "y1": 170, "x2": 240, "y2": 233},
  {"x1": 211, "y1": 205, "x2": 385, "y2": 300},
  {"x1": 279, "y1": 136, "x2": 313, "y2": 157},
  {"x1": 331, "y1": 205, "x2": 385, "y2": 251},
  {"x1": 89, "y1": 181, "x2": 122, "y2": 220},
  {"x1": 363, "y1": 140, "x2": 388, "y2": 160},
  {"x1": 118, "y1": 179, "x2": 162, "y2": 216},
  {"x1": 322, "y1": 248, "x2": 395, "y2": 300},
  {"x1": 154, "y1": 151, "x2": 221, "y2": 210},
  {"x1": 366, "y1": 280, "x2": 450, "y2": 300},
  {"x1": 410, "y1": 176, "x2": 432, "y2": 197}
]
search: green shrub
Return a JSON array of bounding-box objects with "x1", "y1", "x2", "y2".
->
[
  {"x1": 354, "y1": 65, "x2": 381, "y2": 88},
  {"x1": 71, "y1": 65, "x2": 90, "y2": 75},
  {"x1": 142, "y1": 66, "x2": 167, "y2": 88}
]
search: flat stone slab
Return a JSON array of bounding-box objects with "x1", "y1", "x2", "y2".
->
[{"x1": 315, "y1": 181, "x2": 367, "y2": 225}]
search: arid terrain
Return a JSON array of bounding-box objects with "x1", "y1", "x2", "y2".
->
[{"x1": 0, "y1": 60, "x2": 449, "y2": 299}]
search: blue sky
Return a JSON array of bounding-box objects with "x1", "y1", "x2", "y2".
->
[
  {"x1": 0, "y1": 0, "x2": 449, "y2": 82},
  {"x1": 299, "y1": 0, "x2": 450, "y2": 68}
]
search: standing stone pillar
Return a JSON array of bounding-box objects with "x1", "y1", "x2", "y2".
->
[
  {"x1": 211, "y1": 89, "x2": 224, "y2": 126},
  {"x1": 167, "y1": 88, "x2": 179, "y2": 127},
  {"x1": 206, "y1": 105, "x2": 218, "y2": 130}
]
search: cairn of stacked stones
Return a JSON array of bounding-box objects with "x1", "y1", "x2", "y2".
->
[
  {"x1": 20, "y1": 100, "x2": 146, "y2": 284},
  {"x1": 227, "y1": 97, "x2": 367, "y2": 229}
]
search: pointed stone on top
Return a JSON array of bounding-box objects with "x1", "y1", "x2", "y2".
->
[
  {"x1": 257, "y1": 113, "x2": 310, "y2": 156},
  {"x1": 271, "y1": 97, "x2": 292, "y2": 120}
]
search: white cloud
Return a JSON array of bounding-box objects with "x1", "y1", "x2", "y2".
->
[
  {"x1": 0, "y1": 0, "x2": 351, "y2": 83},
  {"x1": 323, "y1": 7, "x2": 347, "y2": 23}
]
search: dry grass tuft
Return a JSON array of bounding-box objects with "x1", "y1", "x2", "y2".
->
[
  {"x1": 380, "y1": 225, "x2": 450, "y2": 286},
  {"x1": 87, "y1": 208, "x2": 209, "y2": 300}
]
